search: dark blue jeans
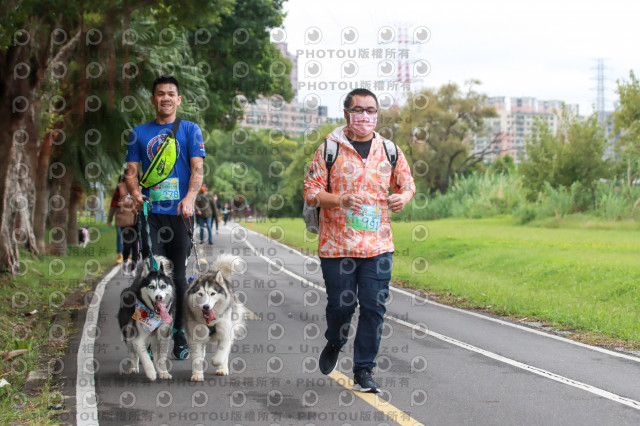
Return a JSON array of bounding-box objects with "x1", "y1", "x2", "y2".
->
[
  {"x1": 320, "y1": 252, "x2": 392, "y2": 373},
  {"x1": 196, "y1": 216, "x2": 213, "y2": 243},
  {"x1": 116, "y1": 225, "x2": 123, "y2": 254}
]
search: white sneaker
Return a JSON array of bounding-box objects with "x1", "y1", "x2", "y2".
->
[{"x1": 121, "y1": 260, "x2": 131, "y2": 276}]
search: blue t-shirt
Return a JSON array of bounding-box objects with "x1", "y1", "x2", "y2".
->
[{"x1": 125, "y1": 119, "x2": 205, "y2": 215}]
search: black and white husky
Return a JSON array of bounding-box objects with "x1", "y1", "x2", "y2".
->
[
  {"x1": 118, "y1": 256, "x2": 175, "y2": 381},
  {"x1": 185, "y1": 254, "x2": 246, "y2": 381}
]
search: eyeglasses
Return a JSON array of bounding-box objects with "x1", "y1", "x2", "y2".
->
[{"x1": 346, "y1": 106, "x2": 378, "y2": 115}]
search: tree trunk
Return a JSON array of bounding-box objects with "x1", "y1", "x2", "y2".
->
[
  {"x1": 67, "y1": 179, "x2": 83, "y2": 246},
  {"x1": 33, "y1": 131, "x2": 54, "y2": 253},
  {"x1": 0, "y1": 130, "x2": 26, "y2": 273},
  {"x1": 49, "y1": 170, "x2": 72, "y2": 257},
  {"x1": 0, "y1": 43, "x2": 40, "y2": 274},
  {"x1": 105, "y1": 11, "x2": 116, "y2": 110}
]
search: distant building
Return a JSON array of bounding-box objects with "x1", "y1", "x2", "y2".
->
[
  {"x1": 473, "y1": 96, "x2": 579, "y2": 163},
  {"x1": 237, "y1": 43, "x2": 328, "y2": 137},
  {"x1": 600, "y1": 110, "x2": 618, "y2": 159},
  {"x1": 276, "y1": 43, "x2": 298, "y2": 98},
  {"x1": 237, "y1": 96, "x2": 328, "y2": 136}
]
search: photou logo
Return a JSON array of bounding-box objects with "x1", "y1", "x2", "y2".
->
[
  {"x1": 341, "y1": 27, "x2": 358, "y2": 44},
  {"x1": 304, "y1": 60, "x2": 322, "y2": 78},
  {"x1": 377, "y1": 26, "x2": 396, "y2": 44},
  {"x1": 271, "y1": 27, "x2": 287, "y2": 43},
  {"x1": 413, "y1": 26, "x2": 431, "y2": 44},
  {"x1": 304, "y1": 27, "x2": 322, "y2": 44},
  {"x1": 341, "y1": 60, "x2": 358, "y2": 78},
  {"x1": 413, "y1": 60, "x2": 431, "y2": 77}
]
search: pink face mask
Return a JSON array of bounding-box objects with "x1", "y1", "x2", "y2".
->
[{"x1": 348, "y1": 112, "x2": 377, "y2": 137}]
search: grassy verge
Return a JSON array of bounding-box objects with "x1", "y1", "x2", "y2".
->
[
  {"x1": 0, "y1": 218, "x2": 118, "y2": 425},
  {"x1": 248, "y1": 216, "x2": 640, "y2": 347}
]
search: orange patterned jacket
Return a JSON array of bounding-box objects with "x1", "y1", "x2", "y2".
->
[{"x1": 303, "y1": 125, "x2": 416, "y2": 258}]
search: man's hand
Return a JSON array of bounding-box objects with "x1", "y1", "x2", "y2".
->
[
  {"x1": 388, "y1": 192, "x2": 412, "y2": 213},
  {"x1": 132, "y1": 191, "x2": 144, "y2": 211},
  {"x1": 107, "y1": 221, "x2": 112, "y2": 227},
  {"x1": 177, "y1": 194, "x2": 196, "y2": 218},
  {"x1": 125, "y1": 162, "x2": 144, "y2": 210},
  {"x1": 339, "y1": 193, "x2": 364, "y2": 211}
]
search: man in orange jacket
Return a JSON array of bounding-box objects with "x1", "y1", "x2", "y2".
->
[{"x1": 303, "y1": 88, "x2": 416, "y2": 393}]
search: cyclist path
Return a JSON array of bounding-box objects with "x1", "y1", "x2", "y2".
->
[{"x1": 59, "y1": 221, "x2": 640, "y2": 425}]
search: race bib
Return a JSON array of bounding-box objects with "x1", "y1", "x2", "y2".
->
[
  {"x1": 346, "y1": 204, "x2": 381, "y2": 231},
  {"x1": 149, "y1": 178, "x2": 180, "y2": 202},
  {"x1": 132, "y1": 301, "x2": 162, "y2": 333}
]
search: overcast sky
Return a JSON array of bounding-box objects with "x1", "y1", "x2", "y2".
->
[{"x1": 277, "y1": 0, "x2": 639, "y2": 118}]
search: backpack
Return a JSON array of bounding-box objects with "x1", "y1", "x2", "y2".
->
[
  {"x1": 302, "y1": 136, "x2": 397, "y2": 234},
  {"x1": 115, "y1": 182, "x2": 137, "y2": 227},
  {"x1": 195, "y1": 192, "x2": 213, "y2": 218}
]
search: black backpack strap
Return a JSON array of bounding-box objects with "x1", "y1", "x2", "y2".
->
[
  {"x1": 381, "y1": 137, "x2": 398, "y2": 171},
  {"x1": 323, "y1": 138, "x2": 339, "y2": 192},
  {"x1": 169, "y1": 117, "x2": 182, "y2": 139}
]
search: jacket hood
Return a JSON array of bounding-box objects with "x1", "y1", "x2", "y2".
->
[{"x1": 327, "y1": 124, "x2": 381, "y2": 146}]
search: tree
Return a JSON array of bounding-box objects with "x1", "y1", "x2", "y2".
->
[
  {"x1": 387, "y1": 81, "x2": 498, "y2": 194},
  {"x1": 520, "y1": 108, "x2": 610, "y2": 203},
  {"x1": 613, "y1": 70, "x2": 640, "y2": 192},
  {"x1": 278, "y1": 122, "x2": 339, "y2": 217},
  {"x1": 0, "y1": 0, "x2": 293, "y2": 273},
  {"x1": 205, "y1": 128, "x2": 297, "y2": 217},
  {"x1": 489, "y1": 153, "x2": 516, "y2": 176},
  {"x1": 0, "y1": 1, "x2": 85, "y2": 270}
]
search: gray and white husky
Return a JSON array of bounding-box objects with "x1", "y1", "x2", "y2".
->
[
  {"x1": 185, "y1": 254, "x2": 246, "y2": 381},
  {"x1": 118, "y1": 256, "x2": 175, "y2": 381}
]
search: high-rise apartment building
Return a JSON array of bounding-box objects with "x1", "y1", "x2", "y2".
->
[
  {"x1": 236, "y1": 96, "x2": 328, "y2": 135},
  {"x1": 473, "y1": 97, "x2": 579, "y2": 163},
  {"x1": 237, "y1": 43, "x2": 328, "y2": 137}
]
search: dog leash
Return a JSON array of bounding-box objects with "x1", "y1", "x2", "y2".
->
[
  {"x1": 139, "y1": 196, "x2": 159, "y2": 271},
  {"x1": 182, "y1": 215, "x2": 201, "y2": 269}
]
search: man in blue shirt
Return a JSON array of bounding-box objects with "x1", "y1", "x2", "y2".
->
[{"x1": 125, "y1": 75, "x2": 205, "y2": 360}]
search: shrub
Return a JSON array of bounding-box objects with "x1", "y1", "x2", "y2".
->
[{"x1": 514, "y1": 205, "x2": 538, "y2": 224}]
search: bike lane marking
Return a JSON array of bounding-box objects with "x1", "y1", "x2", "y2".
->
[{"x1": 328, "y1": 370, "x2": 424, "y2": 426}]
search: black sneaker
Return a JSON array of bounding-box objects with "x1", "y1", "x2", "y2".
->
[
  {"x1": 319, "y1": 342, "x2": 341, "y2": 374},
  {"x1": 172, "y1": 329, "x2": 190, "y2": 360},
  {"x1": 353, "y1": 369, "x2": 381, "y2": 393}
]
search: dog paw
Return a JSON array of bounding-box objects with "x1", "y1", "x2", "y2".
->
[
  {"x1": 215, "y1": 367, "x2": 229, "y2": 376},
  {"x1": 145, "y1": 371, "x2": 157, "y2": 381},
  {"x1": 190, "y1": 373, "x2": 204, "y2": 382},
  {"x1": 158, "y1": 372, "x2": 172, "y2": 380},
  {"x1": 124, "y1": 367, "x2": 139, "y2": 375}
]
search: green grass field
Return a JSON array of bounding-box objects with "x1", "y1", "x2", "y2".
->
[{"x1": 248, "y1": 216, "x2": 640, "y2": 344}]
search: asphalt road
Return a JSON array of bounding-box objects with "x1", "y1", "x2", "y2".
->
[{"x1": 60, "y1": 220, "x2": 640, "y2": 425}]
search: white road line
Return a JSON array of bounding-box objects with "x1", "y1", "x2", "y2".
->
[
  {"x1": 76, "y1": 266, "x2": 119, "y2": 426},
  {"x1": 244, "y1": 226, "x2": 640, "y2": 363},
  {"x1": 242, "y1": 236, "x2": 640, "y2": 412}
]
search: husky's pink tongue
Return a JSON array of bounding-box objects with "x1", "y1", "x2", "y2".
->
[
  {"x1": 156, "y1": 302, "x2": 173, "y2": 323},
  {"x1": 204, "y1": 310, "x2": 216, "y2": 324}
]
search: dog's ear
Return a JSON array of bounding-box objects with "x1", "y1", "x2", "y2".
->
[
  {"x1": 158, "y1": 259, "x2": 165, "y2": 275},
  {"x1": 215, "y1": 270, "x2": 225, "y2": 285}
]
